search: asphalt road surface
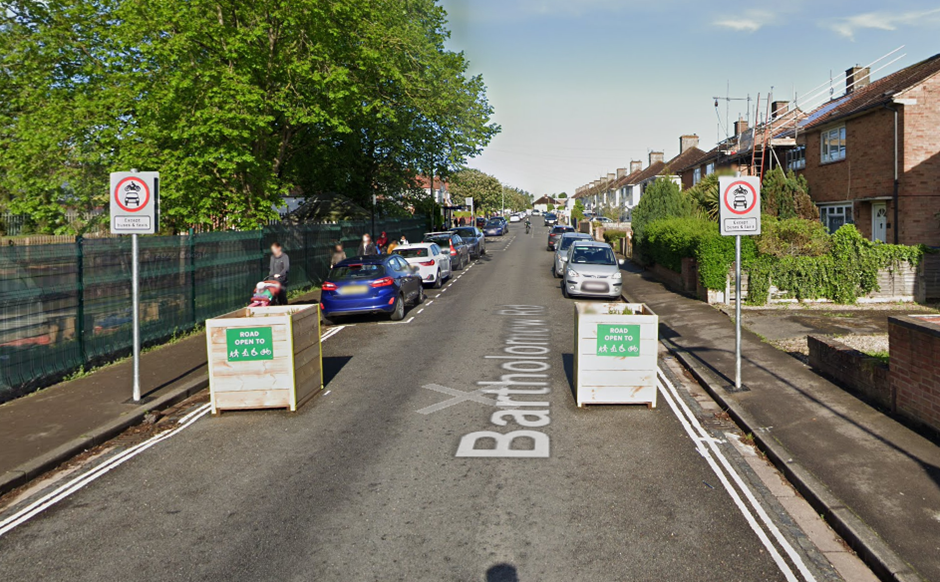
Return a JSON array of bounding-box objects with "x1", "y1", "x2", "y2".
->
[{"x1": 0, "y1": 225, "x2": 851, "y2": 581}]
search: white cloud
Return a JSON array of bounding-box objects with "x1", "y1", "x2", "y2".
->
[
  {"x1": 713, "y1": 10, "x2": 778, "y2": 33},
  {"x1": 828, "y1": 8, "x2": 940, "y2": 40}
]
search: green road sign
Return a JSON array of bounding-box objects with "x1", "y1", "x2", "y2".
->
[
  {"x1": 596, "y1": 324, "x2": 640, "y2": 357},
  {"x1": 226, "y1": 327, "x2": 274, "y2": 362}
]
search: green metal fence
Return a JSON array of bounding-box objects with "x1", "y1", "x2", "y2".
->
[{"x1": 0, "y1": 217, "x2": 428, "y2": 403}]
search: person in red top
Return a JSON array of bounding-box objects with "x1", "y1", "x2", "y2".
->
[{"x1": 375, "y1": 231, "x2": 388, "y2": 252}]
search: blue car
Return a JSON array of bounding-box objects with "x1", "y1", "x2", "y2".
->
[
  {"x1": 320, "y1": 255, "x2": 425, "y2": 324},
  {"x1": 483, "y1": 219, "x2": 508, "y2": 237}
]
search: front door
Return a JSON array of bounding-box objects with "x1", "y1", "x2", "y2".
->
[{"x1": 872, "y1": 202, "x2": 887, "y2": 243}]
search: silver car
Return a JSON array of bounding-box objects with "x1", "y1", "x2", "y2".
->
[
  {"x1": 562, "y1": 241, "x2": 623, "y2": 299},
  {"x1": 552, "y1": 232, "x2": 593, "y2": 278}
]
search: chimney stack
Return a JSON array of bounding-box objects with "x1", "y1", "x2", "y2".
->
[
  {"x1": 616, "y1": 167, "x2": 627, "y2": 179},
  {"x1": 734, "y1": 117, "x2": 749, "y2": 137},
  {"x1": 679, "y1": 134, "x2": 700, "y2": 154},
  {"x1": 771, "y1": 101, "x2": 789, "y2": 119},
  {"x1": 846, "y1": 66, "x2": 871, "y2": 94},
  {"x1": 629, "y1": 160, "x2": 643, "y2": 174},
  {"x1": 649, "y1": 151, "x2": 664, "y2": 166},
  {"x1": 607, "y1": 172, "x2": 616, "y2": 184}
]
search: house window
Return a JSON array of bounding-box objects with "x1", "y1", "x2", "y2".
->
[
  {"x1": 820, "y1": 126, "x2": 846, "y2": 164},
  {"x1": 786, "y1": 145, "x2": 806, "y2": 171},
  {"x1": 819, "y1": 203, "x2": 853, "y2": 233},
  {"x1": 705, "y1": 163, "x2": 715, "y2": 175},
  {"x1": 693, "y1": 168, "x2": 702, "y2": 185}
]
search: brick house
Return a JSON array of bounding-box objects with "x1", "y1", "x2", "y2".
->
[{"x1": 798, "y1": 54, "x2": 940, "y2": 245}]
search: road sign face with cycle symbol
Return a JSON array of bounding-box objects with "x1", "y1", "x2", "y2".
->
[{"x1": 719, "y1": 176, "x2": 761, "y2": 236}]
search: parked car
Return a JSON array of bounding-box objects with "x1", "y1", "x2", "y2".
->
[
  {"x1": 423, "y1": 231, "x2": 471, "y2": 270},
  {"x1": 592, "y1": 216, "x2": 614, "y2": 224},
  {"x1": 562, "y1": 241, "x2": 623, "y2": 299},
  {"x1": 320, "y1": 255, "x2": 425, "y2": 324},
  {"x1": 547, "y1": 225, "x2": 575, "y2": 250},
  {"x1": 483, "y1": 218, "x2": 508, "y2": 237},
  {"x1": 531, "y1": 209, "x2": 541, "y2": 216},
  {"x1": 509, "y1": 214, "x2": 522, "y2": 223},
  {"x1": 392, "y1": 243, "x2": 452, "y2": 288},
  {"x1": 543, "y1": 212, "x2": 558, "y2": 226},
  {"x1": 450, "y1": 226, "x2": 486, "y2": 258},
  {"x1": 552, "y1": 233, "x2": 594, "y2": 277},
  {"x1": 475, "y1": 216, "x2": 488, "y2": 228}
]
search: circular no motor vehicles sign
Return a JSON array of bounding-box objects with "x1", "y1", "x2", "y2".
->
[
  {"x1": 722, "y1": 180, "x2": 758, "y2": 216},
  {"x1": 113, "y1": 176, "x2": 150, "y2": 213}
]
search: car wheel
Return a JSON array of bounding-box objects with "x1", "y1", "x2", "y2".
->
[
  {"x1": 321, "y1": 313, "x2": 338, "y2": 326},
  {"x1": 433, "y1": 270, "x2": 443, "y2": 289},
  {"x1": 562, "y1": 281, "x2": 569, "y2": 298},
  {"x1": 390, "y1": 294, "x2": 405, "y2": 321},
  {"x1": 415, "y1": 286, "x2": 425, "y2": 305}
]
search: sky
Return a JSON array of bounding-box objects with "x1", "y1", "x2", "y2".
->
[{"x1": 438, "y1": 0, "x2": 940, "y2": 195}]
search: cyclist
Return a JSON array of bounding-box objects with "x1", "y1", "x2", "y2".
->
[{"x1": 524, "y1": 216, "x2": 531, "y2": 234}]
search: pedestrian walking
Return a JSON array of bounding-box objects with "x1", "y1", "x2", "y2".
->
[
  {"x1": 330, "y1": 243, "x2": 347, "y2": 268},
  {"x1": 357, "y1": 234, "x2": 378, "y2": 256},
  {"x1": 267, "y1": 242, "x2": 290, "y2": 305}
]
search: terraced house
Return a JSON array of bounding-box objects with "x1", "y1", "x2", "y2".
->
[{"x1": 797, "y1": 55, "x2": 940, "y2": 245}]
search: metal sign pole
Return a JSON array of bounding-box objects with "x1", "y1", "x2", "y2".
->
[
  {"x1": 132, "y1": 232, "x2": 141, "y2": 402},
  {"x1": 734, "y1": 234, "x2": 742, "y2": 390}
]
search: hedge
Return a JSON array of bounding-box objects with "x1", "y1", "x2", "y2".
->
[
  {"x1": 603, "y1": 229, "x2": 628, "y2": 246},
  {"x1": 642, "y1": 218, "x2": 756, "y2": 290}
]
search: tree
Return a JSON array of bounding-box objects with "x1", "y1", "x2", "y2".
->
[
  {"x1": 686, "y1": 173, "x2": 720, "y2": 220},
  {"x1": 761, "y1": 168, "x2": 817, "y2": 220},
  {"x1": 450, "y1": 169, "x2": 501, "y2": 212},
  {"x1": 0, "y1": 0, "x2": 500, "y2": 232},
  {"x1": 631, "y1": 177, "x2": 698, "y2": 244},
  {"x1": 572, "y1": 200, "x2": 585, "y2": 221},
  {"x1": 556, "y1": 192, "x2": 568, "y2": 199}
]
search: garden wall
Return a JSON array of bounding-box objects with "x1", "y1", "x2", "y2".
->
[
  {"x1": 889, "y1": 315, "x2": 940, "y2": 434},
  {"x1": 807, "y1": 335, "x2": 892, "y2": 411}
]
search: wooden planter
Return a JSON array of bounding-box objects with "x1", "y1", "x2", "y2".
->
[
  {"x1": 573, "y1": 302, "x2": 659, "y2": 408},
  {"x1": 205, "y1": 304, "x2": 322, "y2": 413}
]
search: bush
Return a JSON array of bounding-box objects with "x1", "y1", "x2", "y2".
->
[
  {"x1": 745, "y1": 224, "x2": 926, "y2": 304},
  {"x1": 761, "y1": 167, "x2": 817, "y2": 220},
  {"x1": 631, "y1": 177, "x2": 698, "y2": 246},
  {"x1": 603, "y1": 229, "x2": 628, "y2": 246},
  {"x1": 756, "y1": 216, "x2": 831, "y2": 258}
]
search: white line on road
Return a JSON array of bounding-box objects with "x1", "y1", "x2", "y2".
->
[
  {"x1": 320, "y1": 325, "x2": 345, "y2": 342},
  {"x1": 0, "y1": 403, "x2": 212, "y2": 539},
  {"x1": 378, "y1": 316, "x2": 415, "y2": 326},
  {"x1": 417, "y1": 308, "x2": 424, "y2": 314},
  {"x1": 657, "y1": 370, "x2": 816, "y2": 582}
]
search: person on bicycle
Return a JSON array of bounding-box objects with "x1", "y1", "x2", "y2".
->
[{"x1": 524, "y1": 216, "x2": 531, "y2": 233}]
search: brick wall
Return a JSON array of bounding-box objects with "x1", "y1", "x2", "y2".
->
[
  {"x1": 808, "y1": 335, "x2": 892, "y2": 410},
  {"x1": 799, "y1": 75, "x2": 940, "y2": 246},
  {"x1": 888, "y1": 315, "x2": 940, "y2": 433}
]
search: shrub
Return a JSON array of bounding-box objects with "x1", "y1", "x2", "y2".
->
[
  {"x1": 745, "y1": 224, "x2": 926, "y2": 305},
  {"x1": 756, "y1": 216, "x2": 831, "y2": 258},
  {"x1": 631, "y1": 177, "x2": 698, "y2": 246},
  {"x1": 603, "y1": 229, "x2": 627, "y2": 246},
  {"x1": 686, "y1": 173, "x2": 720, "y2": 220},
  {"x1": 761, "y1": 168, "x2": 817, "y2": 220}
]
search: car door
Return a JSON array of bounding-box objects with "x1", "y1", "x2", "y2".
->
[
  {"x1": 392, "y1": 256, "x2": 417, "y2": 300},
  {"x1": 432, "y1": 244, "x2": 450, "y2": 276}
]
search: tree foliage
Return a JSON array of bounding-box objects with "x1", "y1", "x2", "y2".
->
[
  {"x1": 0, "y1": 0, "x2": 499, "y2": 232},
  {"x1": 572, "y1": 200, "x2": 585, "y2": 221},
  {"x1": 450, "y1": 169, "x2": 501, "y2": 212},
  {"x1": 761, "y1": 168, "x2": 817, "y2": 220},
  {"x1": 631, "y1": 177, "x2": 698, "y2": 244}
]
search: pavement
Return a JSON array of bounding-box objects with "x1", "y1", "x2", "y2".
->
[
  {"x1": 619, "y1": 260, "x2": 940, "y2": 582},
  {"x1": 0, "y1": 227, "x2": 860, "y2": 581},
  {"x1": 0, "y1": 290, "x2": 320, "y2": 496}
]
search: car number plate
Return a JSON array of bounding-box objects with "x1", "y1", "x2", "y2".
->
[
  {"x1": 582, "y1": 282, "x2": 609, "y2": 292},
  {"x1": 338, "y1": 285, "x2": 368, "y2": 295}
]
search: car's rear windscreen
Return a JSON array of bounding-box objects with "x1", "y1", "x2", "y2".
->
[
  {"x1": 330, "y1": 264, "x2": 386, "y2": 280},
  {"x1": 395, "y1": 248, "x2": 429, "y2": 258}
]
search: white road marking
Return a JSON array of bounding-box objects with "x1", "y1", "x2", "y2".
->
[
  {"x1": 0, "y1": 403, "x2": 212, "y2": 539},
  {"x1": 378, "y1": 316, "x2": 415, "y2": 326},
  {"x1": 319, "y1": 325, "x2": 345, "y2": 342},
  {"x1": 657, "y1": 370, "x2": 816, "y2": 582},
  {"x1": 417, "y1": 308, "x2": 424, "y2": 314},
  {"x1": 417, "y1": 383, "x2": 497, "y2": 415}
]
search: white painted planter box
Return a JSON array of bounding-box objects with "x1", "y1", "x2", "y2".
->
[
  {"x1": 573, "y1": 302, "x2": 658, "y2": 408},
  {"x1": 205, "y1": 304, "x2": 322, "y2": 413}
]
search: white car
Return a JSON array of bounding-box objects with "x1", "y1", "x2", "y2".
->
[
  {"x1": 509, "y1": 215, "x2": 522, "y2": 223},
  {"x1": 392, "y1": 243, "x2": 452, "y2": 288}
]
